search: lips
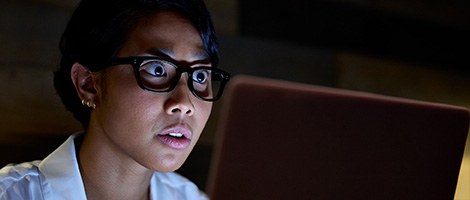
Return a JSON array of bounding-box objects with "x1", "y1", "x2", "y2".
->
[{"x1": 156, "y1": 124, "x2": 193, "y2": 150}]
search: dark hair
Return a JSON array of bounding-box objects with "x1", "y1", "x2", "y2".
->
[{"x1": 54, "y1": 0, "x2": 219, "y2": 128}]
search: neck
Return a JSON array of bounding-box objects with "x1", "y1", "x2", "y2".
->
[{"x1": 78, "y1": 129, "x2": 154, "y2": 200}]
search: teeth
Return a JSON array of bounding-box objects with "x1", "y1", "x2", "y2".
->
[{"x1": 168, "y1": 133, "x2": 183, "y2": 138}]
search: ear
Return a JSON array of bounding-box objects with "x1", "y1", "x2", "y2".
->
[{"x1": 71, "y1": 62, "x2": 100, "y2": 108}]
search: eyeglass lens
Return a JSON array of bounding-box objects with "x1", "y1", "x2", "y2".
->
[{"x1": 138, "y1": 59, "x2": 223, "y2": 100}]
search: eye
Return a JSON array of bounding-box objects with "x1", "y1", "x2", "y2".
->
[
  {"x1": 141, "y1": 61, "x2": 167, "y2": 77},
  {"x1": 193, "y1": 70, "x2": 208, "y2": 83}
]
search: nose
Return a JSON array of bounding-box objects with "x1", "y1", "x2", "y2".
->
[{"x1": 164, "y1": 75, "x2": 194, "y2": 116}]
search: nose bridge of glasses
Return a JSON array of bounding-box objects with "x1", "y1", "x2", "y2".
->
[
  {"x1": 175, "y1": 65, "x2": 194, "y2": 74},
  {"x1": 174, "y1": 65, "x2": 197, "y2": 86}
]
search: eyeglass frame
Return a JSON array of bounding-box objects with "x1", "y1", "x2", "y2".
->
[{"x1": 110, "y1": 56, "x2": 230, "y2": 101}]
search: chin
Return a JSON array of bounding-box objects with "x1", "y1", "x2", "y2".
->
[{"x1": 150, "y1": 154, "x2": 189, "y2": 172}]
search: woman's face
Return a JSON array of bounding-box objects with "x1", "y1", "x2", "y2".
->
[{"x1": 91, "y1": 11, "x2": 212, "y2": 172}]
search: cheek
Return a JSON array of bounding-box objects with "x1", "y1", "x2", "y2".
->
[{"x1": 97, "y1": 68, "x2": 164, "y2": 135}]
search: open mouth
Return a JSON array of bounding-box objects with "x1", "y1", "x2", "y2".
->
[
  {"x1": 167, "y1": 133, "x2": 185, "y2": 139},
  {"x1": 157, "y1": 124, "x2": 193, "y2": 150}
]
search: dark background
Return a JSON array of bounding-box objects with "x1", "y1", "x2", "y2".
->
[{"x1": 1, "y1": 0, "x2": 469, "y2": 197}]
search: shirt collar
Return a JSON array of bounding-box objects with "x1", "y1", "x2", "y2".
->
[{"x1": 38, "y1": 133, "x2": 88, "y2": 199}]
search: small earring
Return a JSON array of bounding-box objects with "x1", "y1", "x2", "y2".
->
[{"x1": 81, "y1": 99, "x2": 96, "y2": 109}]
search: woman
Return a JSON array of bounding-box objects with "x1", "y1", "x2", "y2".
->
[{"x1": 0, "y1": 0, "x2": 230, "y2": 199}]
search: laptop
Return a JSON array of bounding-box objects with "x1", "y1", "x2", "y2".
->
[{"x1": 206, "y1": 75, "x2": 469, "y2": 200}]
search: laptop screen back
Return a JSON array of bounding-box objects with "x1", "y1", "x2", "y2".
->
[{"x1": 207, "y1": 75, "x2": 469, "y2": 200}]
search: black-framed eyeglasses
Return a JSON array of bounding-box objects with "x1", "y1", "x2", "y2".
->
[{"x1": 110, "y1": 56, "x2": 230, "y2": 101}]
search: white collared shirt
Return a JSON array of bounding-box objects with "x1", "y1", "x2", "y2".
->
[{"x1": 0, "y1": 134, "x2": 208, "y2": 200}]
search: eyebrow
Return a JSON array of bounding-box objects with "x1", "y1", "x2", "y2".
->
[
  {"x1": 146, "y1": 47, "x2": 210, "y2": 61},
  {"x1": 146, "y1": 48, "x2": 174, "y2": 58}
]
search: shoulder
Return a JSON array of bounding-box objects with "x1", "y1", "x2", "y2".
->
[
  {"x1": 152, "y1": 172, "x2": 208, "y2": 200},
  {"x1": 0, "y1": 161, "x2": 43, "y2": 199}
]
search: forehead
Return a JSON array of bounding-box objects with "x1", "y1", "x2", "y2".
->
[{"x1": 117, "y1": 11, "x2": 208, "y2": 62}]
